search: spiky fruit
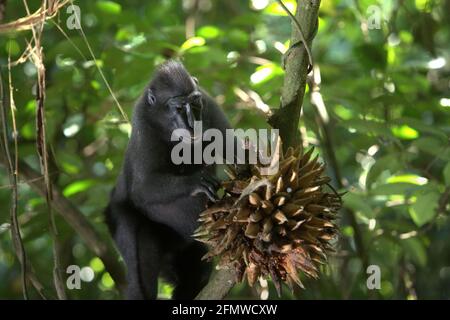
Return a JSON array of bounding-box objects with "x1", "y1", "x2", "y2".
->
[{"x1": 194, "y1": 147, "x2": 342, "y2": 295}]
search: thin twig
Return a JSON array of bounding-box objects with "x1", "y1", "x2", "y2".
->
[
  {"x1": 50, "y1": 19, "x2": 88, "y2": 61},
  {"x1": 0, "y1": 0, "x2": 68, "y2": 33},
  {"x1": 23, "y1": 0, "x2": 66, "y2": 299},
  {"x1": 0, "y1": 172, "x2": 57, "y2": 190},
  {"x1": 308, "y1": 66, "x2": 370, "y2": 276},
  {"x1": 67, "y1": 0, "x2": 129, "y2": 123},
  {"x1": 7, "y1": 51, "x2": 28, "y2": 300},
  {"x1": 0, "y1": 79, "x2": 50, "y2": 299},
  {"x1": 1, "y1": 55, "x2": 29, "y2": 300}
]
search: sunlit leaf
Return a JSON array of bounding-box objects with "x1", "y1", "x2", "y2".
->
[
  {"x1": 387, "y1": 46, "x2": 396, "y2": 65},
  {"x1": 101, "y1": 272, "x2": 115, "y2": 289},
  {"x1": 334, "y1": 104, "x2": 354, "y2": 120},
  {"x1": 90, "y1": 257, "x2": 105, "y2": 273},
  {"x1": 0, "y1": 223, "x2": 11, "y2": 234},
  {"x1": 399, "y1": 31, "x2": 413, "y2": 44},
  {"x1": 392, "y1": 118, "x2": 447, "y2": 140},
  {"x1": 181, "y1": 37, "x2": 206, "y2": 51},
  {"x1": 96, "y1": 1, "x2": 122, "y2": 14},
  {"x1": 370, "y1": 183, "x2": 420, "y2": 196},
  {"x1": 415, "y1": 0, "x2": 431, "y2": 12},
  {"x1": 197, "y1": 26, "x2": 221, "y2": 39},
  {"x1": 63, "y1": 180, "x2": 96, "y2": 197},
  {"x1": 391, "y1": 125, "x2": 419, "y2": 140},
  {"x1": 387, "y1": 174, "x2": 427, "y2": 186},
  {"x1": 366, "y1": 154, "x2": 402, "y2": 187},
  {"x1": 250, "y1": 63, "x2": 283, "y2": 85},
  {"x1": 263, "y1": 0, "x2": 296, "y2": 16},
  {"x1": 157, "y1": 280, "x2": 174, "y2": 299}
]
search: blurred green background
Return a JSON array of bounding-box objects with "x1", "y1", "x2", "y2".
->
[{"x1": 0, "y1": 0, "x2": 449, "y2": 299}]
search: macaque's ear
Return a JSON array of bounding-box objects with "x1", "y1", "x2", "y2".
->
[
  {"x1": 147, "y1": 88, "x2": 156, "y2": 106},
  {"x1": 192, "y1": 76, "x2": 199, "y2": 85}
]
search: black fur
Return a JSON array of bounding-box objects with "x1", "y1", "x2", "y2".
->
[{"x1": 105, "y1": 61, "x2": 231, "y2": 299}]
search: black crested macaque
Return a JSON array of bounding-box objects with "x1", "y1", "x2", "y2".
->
[{"x1": 105, "y1": 60, "x2": 233, "y2": 300}]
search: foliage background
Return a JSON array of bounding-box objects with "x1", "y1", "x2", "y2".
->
[{"x1": 0, "y1": 0, "x2": 449, "y2": 299}]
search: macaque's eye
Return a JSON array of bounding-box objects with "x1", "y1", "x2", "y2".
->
[
  {"x1": 147, "y1": 89, "x2": 156, "y2": 106},
  {"x1": 166, "y1": 96, "x2": 183, "y2": 111},
  {"x1": 176, "y1": 104, "x2": 184, "y2": 112}
]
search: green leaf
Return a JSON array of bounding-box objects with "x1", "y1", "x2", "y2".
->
[
  {"x1": 340, "y1": 119, "x2": 392, "y2": 137},
  {"x1": 5, "y1": 39, "x2": 20, "y2": 56},
  {"x1": 371, "y1": 183, "x2": 420, "y2": 196},
  {"x1": 96, "y1": 1, "x2": 122, "y2": 14},
  {"x1": 415, "y1": 0, "x2": 432, "y2": 12},
  {"x1": 101, "y1": 272, "x2": 115, "y2": 289},
  {"x1": 387, "y1": 174, "x2": 428, "y2": 185},
  {"x1": 443, "y1": 162, "x2": 450, "y2": 186},
  {"x1": 343, "y1": 192, "x2": 374, "y2": 218},
  {"x1": 408, "y1": 191, "x2": 439, "y2": 227},
  {"x1": 333, "y1": 104, "x2": 354, "y2": 120},
  {"x1": 263, "y1": 1, "x2": 296, "y2": 16},
  {"x1": 63, "y1": 180, "x2": 96, "y2": 197},
  {"x1": 414, "y1": 137, "x2": 450, "y2": 161},
  {"x1": 158, "y1": 280, "x2": 174, "y2": 299},
  {"x1": 401, "y1": 238, "x2": 427, "y2": 267},
  {"x1": 197, "y1": 26, "x2": 221, "y2": 39},
  {"x1": 354, "y1": 44, "x2": 387, "y2": 69},
  {"x1": 366, "y1": 154, "x2": 402, "y2": 187},
  {"x1": 181, "y1": 37, "x2": 206, "y2": 51},
  {"x1": 391, "y1": 125, "x2": 419, "y2": 140},
  {"x1": 250, "y1": 63, "x2": 283, "y2": 85},
  {"x1": 90, "y1": 257, "x2": 105, "y2": 273},
  {"x1": 392, "y1": 118, "x2": 448, "y2": 140},
  {"x1": 0, "y1": 223, "x2": 11, "y2": 234}
]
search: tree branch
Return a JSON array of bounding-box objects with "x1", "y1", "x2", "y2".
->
[
  {"x1": 195, "y1": 267, "x2": 238, "y2": 300},
  {"x1": 196, "y1": 0, "x2": 321, "y2": 300},
  {"x1": 1, "y1": 57, "x2": 29, "y2": 300},
  {"x1": 269, "y1": 0, "x2": 321, "y2": 149}
]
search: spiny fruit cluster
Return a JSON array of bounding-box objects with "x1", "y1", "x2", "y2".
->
[{"x1": 194, "y1": 147, "x2": 342, "y2": 295}]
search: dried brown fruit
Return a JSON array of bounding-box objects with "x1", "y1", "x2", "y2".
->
[{"x1": 194, "y1": 146, "x2": 342, "y2": 296}]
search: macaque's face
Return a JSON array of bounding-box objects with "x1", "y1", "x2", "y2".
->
[{"x1": 146, "y1": 62, "x2": 203, "y2": 141}]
